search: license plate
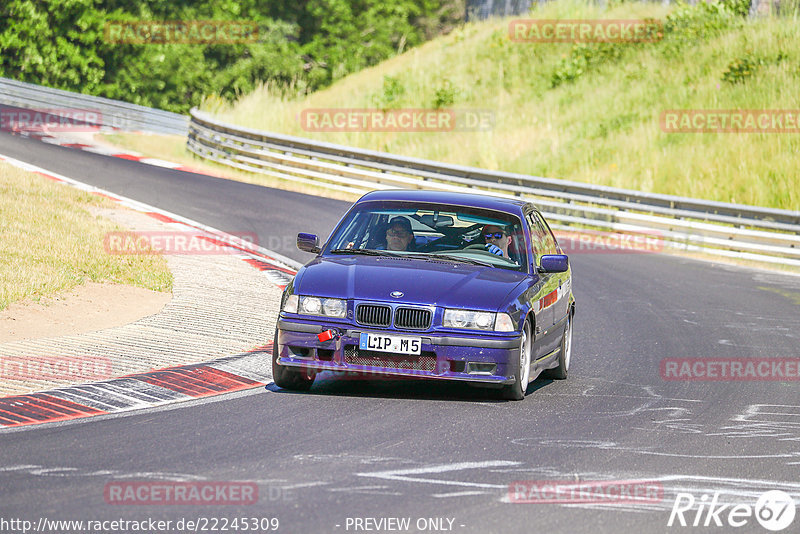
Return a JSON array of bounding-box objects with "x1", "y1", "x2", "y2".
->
[{"x1": 359, "y1": 333, "x2": 421, "y2": 355}]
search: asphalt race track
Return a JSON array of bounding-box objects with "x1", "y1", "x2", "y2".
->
[{"x1": 1, "y1": 131, "x2": 799, "y2": 533}]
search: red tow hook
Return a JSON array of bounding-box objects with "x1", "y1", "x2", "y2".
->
[{"x1": 317, "y1": 329, "x2": 339, "y2": 342}]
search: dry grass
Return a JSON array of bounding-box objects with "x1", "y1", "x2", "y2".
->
[
  {"x1": 207, "y1": 0, "x2": 799, "y2": 210},
  {"x1": 0, "y1": 162, "x2": 173, "y2": 310}
]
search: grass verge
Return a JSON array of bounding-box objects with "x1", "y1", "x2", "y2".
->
[
  {"x1": 205, "y1": 0, "x2": 800, "y2": 211},
  {"x1": 0, "y1": 162, "x2": 173, "y2": 310}
]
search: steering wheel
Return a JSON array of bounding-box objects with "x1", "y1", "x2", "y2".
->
[{"x1": 462, "y1": 243, "x2": 515, "y2": 263}]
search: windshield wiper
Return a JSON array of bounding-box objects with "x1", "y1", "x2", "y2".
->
[
  {"x1": 330, "y1": 249, "x2": 498, "y2": 267},
  {"x1": 406, "y1": 252, "x2": 496, "y2": 267},
  {"x1": 329, "y1": 248, "x2": 398, "y2": 256}
]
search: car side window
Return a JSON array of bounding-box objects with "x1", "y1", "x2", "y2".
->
[
  {"x1": 532, "y1": 211, "x2": 557, "y2": 254},
  {"x1": 527, "y1": 212, "x2": 554, "y2": 262},
  {"x1": 538, "y1": 213, "x2": 561, "y2": 254}
]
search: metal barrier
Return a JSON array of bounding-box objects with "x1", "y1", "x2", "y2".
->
[
  {"x1": 5, "y1": 79, "x2": 793, "y2": 266},
  {"x1": 0, "y1": 77, "x2": 188, "y2": 135},
  {"x1": 188, "y1": 108, "x2": 800, "y2": 267}
]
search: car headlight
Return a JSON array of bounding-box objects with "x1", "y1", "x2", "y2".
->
[
  {"x1": 323, "y1": 298, "x2": 346, "y2": 317},
  {"x1": 300, "y1": 296, "x2": 322, "y2": 315},
  {"x1": 443, "y1": 309, "x2": 501, "y2": 331},
  {"x1": 296, "y1": 296, "x2": 346, "y2": 318}
]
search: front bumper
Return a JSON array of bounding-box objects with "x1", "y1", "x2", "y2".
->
[{"x1": 275, "y1": 318, "x2": 521, "y2": 386}]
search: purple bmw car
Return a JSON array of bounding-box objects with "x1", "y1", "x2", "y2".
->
[{"x1": 272, "y1": 190, "x2": 574, "y2": 400}]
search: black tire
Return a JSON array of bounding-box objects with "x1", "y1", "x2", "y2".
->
[
  {"x1": 271, "y1": 331, "x2": 315, "y2": 391},
  {"x1": 543, "y1": 313, "x2": 572, "y2": 380},
  {"x1": 500, "y1": 321, "x2": 532, "y2": 401}
]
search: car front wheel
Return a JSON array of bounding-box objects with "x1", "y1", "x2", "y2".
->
[
  {"x1": 271, "y1": 331, "x2": 316, "y2": 391},
  {"x1": 501, "y1": 321, "x2": 531, "y2": 401}
]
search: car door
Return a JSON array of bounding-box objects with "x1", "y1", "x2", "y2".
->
[
  {"x1": 527, "y1": 210, "x2": 562, "y2": 357},
  {"x1": 540, "y1": 212, "x2": 571, "y2": 333},
  {"x1": 522, "y1": 210, "x2": 555, "y2": 359}
]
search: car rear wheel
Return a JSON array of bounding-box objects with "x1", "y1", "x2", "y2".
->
[
  {"x1": 271, "y1": 331, "x2": 315, "y2": 391},
  {"x1": 544, "y1": 313, "x2": 572, "y2": 380},
  {"x1": 501, "y1": 321, "x2": 531, "y2": 401}
]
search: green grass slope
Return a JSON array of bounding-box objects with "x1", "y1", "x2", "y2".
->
[{"x1": 206, "y1": 0, "x2": 800, "y2": 210}]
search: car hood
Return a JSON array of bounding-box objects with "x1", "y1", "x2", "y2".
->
[{"x1": 295, "y1": 255, "x2": 529, "y2": 311}]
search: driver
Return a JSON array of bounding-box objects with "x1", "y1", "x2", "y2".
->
[
  {"x1": 384, "y1": 217, "x2": 416, "y2": 251},
  {"x1": 482, "y1": 225, "x2": 512, "y2": 257}
]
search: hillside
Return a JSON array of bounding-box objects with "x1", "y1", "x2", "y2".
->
[{"x1": 206, "y1": 0, "x2": 800, "y2": 210}]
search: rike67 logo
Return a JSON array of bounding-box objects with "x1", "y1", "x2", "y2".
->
[{"x1": 668, "y1": 490, "x2": 795, "y2": 531}]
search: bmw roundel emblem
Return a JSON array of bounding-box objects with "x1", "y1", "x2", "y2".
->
[{"x1": 390, "y1": 291, "x2": 404, "y2": 298}]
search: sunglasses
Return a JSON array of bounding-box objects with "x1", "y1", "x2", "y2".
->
[
  {"x1": 484, "y1": 232, "x2": 505, "y2": 239},
  {"x1": 387, "y1": 230, "x2": 411, "y2": 238}
]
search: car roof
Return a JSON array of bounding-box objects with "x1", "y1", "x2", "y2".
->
[{"x1": 357, "y1": 190, "x2": 533, "y2": 214}]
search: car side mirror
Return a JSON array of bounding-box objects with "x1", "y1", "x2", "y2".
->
[
  {"x1": 297, "y1": 233, "x2": 320, "y2": 254},
  {"x1": 539, "y1": 254, "x2": 569, "y2": 273}
]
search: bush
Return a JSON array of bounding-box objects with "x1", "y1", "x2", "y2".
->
[
  {"x1": 0, "y1": 0, "x2": 105, "y2": 92},
  {"x1": 0, "y1": 0, "x2": 455, "y2": 114},
  {"x1": 721, "y1": 50, "x2": 788, "y2": 84},
  {"x1": 551, "y1": 43, "x2": 626, "y2": 88},
  {"x1": 660, "y1": 1, "x2": 741, "y2": 59},
  {"x1": 372, "y1": 75, "x2": 406, "y2": 110},
  {"x1": 432, "y1": 78, "x2": 458, "y2": 108},
  {"x1": 721, "y1": 54, "x2": 762, "y2": 83},
  {"x1": 548, "y1": 2, "x2": 745, "y2": 88}
]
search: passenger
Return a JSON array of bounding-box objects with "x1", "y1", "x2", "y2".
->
[
  {"x1": 482, "y1": 225, "x2": 512, "y2": 257},
  {"x1": 384, "y1": 217, "x2": 416, "y2": 251}
]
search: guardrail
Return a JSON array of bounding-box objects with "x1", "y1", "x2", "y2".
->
[
  {"x1": 187, "y1": 108, "x2": 800, "y2": 267},
  {"x1": 0, "y1": 77, "x2": 188, "y2": 135}
]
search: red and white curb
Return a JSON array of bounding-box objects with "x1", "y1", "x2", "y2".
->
[
  {"x1": 0, "y1": 347, "x2": 273, "y2": 428},
  {"x1": 0, "y1": 150, "x2": 299, "y2": 428},
  {"x1": 13, "y1": 129, "x2": 209, "y2": 174}
]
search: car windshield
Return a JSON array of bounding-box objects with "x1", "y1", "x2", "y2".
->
[{"x1": 325, "y1": 201, "x2": 528, "y2": 271}]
